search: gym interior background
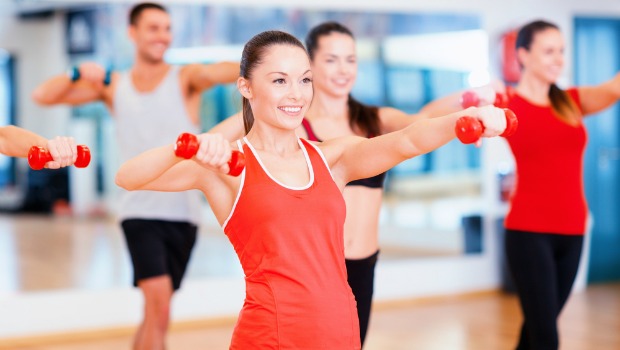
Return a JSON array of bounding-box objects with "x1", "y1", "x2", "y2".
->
[{"x1": 0, "y1": 0, "x2": 618, "y2": 346}]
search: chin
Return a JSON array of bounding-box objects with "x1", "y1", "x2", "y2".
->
[
  {"x1": 329, "y1": 87, "x2": 351, "y2": 98},
  {"x1": 546, "y1": 76, "x2": 561, "y2": 85},
  {"x1": 147, "y1": 55, "x2": 166, "y2": 64}
]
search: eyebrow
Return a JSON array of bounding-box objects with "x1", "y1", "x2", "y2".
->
[
  {"x1": 268, "y1": 70, "x2": 312, "y2": 76},
  {"x1": 322, "y1": 53, "x2": 356, "y2": 59}
]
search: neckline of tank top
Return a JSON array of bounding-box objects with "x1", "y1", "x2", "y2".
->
[
  {"x1": 242, "y1": 136, "x2": 315, "y2": 191},
  {"x1": 126, "y1": 65, "x2": 175, "y2": 96}
]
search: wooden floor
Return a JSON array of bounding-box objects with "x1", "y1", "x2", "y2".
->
[
  {"x1": 7, "y1": 284, "x2": 619, "y2": 350},
  {"x1": 0, "y1": 212, "x2": 460, "y2": 294}
]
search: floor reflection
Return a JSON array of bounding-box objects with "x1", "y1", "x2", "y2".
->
[{"x1": 0, "y1": 190, "x2": 482, "y2": 293}]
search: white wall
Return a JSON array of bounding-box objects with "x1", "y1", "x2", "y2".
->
[
  {"x1": 0, "y1": 11, "x2": 70, "y2": 138},
  {"x1": 4, "y1": 0, "x2": 620, "y2": 136},
  {"x1": 0, "y1": 0, "x2": 618, "y2": 338}
]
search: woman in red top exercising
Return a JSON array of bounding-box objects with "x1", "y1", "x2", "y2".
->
[
  {"x1": 503, "y1": 20, "x2": 620, "y2": 350},
  {"x1": 115, "y1": 30, "x2": 507, "y2": 349}
]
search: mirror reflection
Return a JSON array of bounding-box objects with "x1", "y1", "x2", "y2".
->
[{"x1": 0, "y1": 4, "x2": 487, "y2": 296}]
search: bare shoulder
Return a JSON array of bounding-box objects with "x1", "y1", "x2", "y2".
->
[
  {"x1": 315, "y1": 135, "x2": 364, "y2": 164},
  {"x1": 379, "y1": 106, "x2": 408, "y2": 120}
]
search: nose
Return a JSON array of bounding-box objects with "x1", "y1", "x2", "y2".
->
[
  {"x1": 157, "y1": 28, "x2": 171, "y2": 42},
  {"x1": 337, "y1": 60, "x2": 348, "y2": 74},
  {"x1": 554, "y1": 50, "x2": 564, "y2": 65},
  {"x1": 288, "y1": 81, "x2": 302, "y2": 100}
]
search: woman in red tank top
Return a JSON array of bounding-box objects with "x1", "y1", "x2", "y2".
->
[
  {"x1": 116, "y1": 30, "x2": 509, "y2": 349},
  {"x1": 211, "y1": 22, "x2": 497, "y2": 346},
  {"x1": 501, "y1": 20, "x2": 620, "y2": 350}
]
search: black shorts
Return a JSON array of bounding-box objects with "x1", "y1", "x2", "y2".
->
[{"x1": 121, "y1": 219, "x2": 197, "y2": 291}]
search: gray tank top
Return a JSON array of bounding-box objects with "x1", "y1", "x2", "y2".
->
[{"x1": 114, "y1": 66, "x2": 201, "y2": 224}]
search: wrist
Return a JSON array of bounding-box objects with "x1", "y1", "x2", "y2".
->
[
  {"x1": 66, "y1": 66, "x2": 80, "y2": 82},
  {"x1": 103, "y1": 68, "x2": 112, "y2": 86}
]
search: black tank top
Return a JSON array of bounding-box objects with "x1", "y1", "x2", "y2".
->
[{"x1": 301, "y1": 118, "x2": 386, "y2": 189}]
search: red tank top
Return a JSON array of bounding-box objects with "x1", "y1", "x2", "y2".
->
[
  {"x1": 223, "y1": 137, "x2": 360, "y2": 349},
  {"x1": 504, "y1": 88, "x2": 587, "y2": 235}
]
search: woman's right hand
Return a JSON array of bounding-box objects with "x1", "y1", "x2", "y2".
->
[{"x1": 193, "y1": 133, "x2": 233, "y2": 174}]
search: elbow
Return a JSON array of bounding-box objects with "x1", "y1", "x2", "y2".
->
[
  {"x1": 115, "y1": 171, "x2": 136, "y2": 191},
  {"x1": 31, "y1": 89, "x2": 53, "y2": 106}
]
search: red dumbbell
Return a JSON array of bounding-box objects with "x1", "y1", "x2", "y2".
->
[
  {"x1": 460, "y1": 91, "x2": 509, "y2": 109},
  {"x1": 28, "y1": 145, "x2": 91, "y2": 170},
  {"x1": 174, "y1": 133, "x2": 245, "y2": 177},
  {"x1": 455, "y1": 108, "x2": 518, "y2": 144}
]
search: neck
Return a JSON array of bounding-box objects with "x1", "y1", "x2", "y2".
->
[
  {"x1": 245, "y1": 123, "x2": 300, "y2": 156},
  {"x1": 307, "y1": 90, "x2": 349, "y2": 121},
  {"x1": 516, "y1": 73, "x2": 553, "y2": 104},
  {"x1": 132, "y1": 55, "x2": 168, "y2": 77}
]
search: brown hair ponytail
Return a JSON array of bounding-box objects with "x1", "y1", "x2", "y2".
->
[
  {"x1": 306, "y1": 22, "x2": 381, "y2": 136},
  {"x1": 240, "y1": 30, "x2": 307, "y2": 134},
  {"x1": 516, "y1": 20, "x2": 581, "y2": 124}
]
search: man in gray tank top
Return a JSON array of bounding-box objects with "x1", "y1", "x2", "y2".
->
[{"x1": 32, "y1": 3, "x2": 239, "y2": 349}]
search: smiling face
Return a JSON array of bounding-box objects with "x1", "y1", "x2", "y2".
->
[
  {"x1": 518, "y1": 27, "x2": 565, "y2": 84},
  {"x1": 128, "y1": 8, "x2": 172, "y2": 64},
  {"x1": 310, "y1": 32, "x2": 357, "y2": 98},
  {"x1": 240, "y1": 44, "x2": 313, "y2": 131}
]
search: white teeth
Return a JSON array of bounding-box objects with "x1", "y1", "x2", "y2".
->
[{"x1": 280, "y1": 107, "x2": 302, "y2": 113}]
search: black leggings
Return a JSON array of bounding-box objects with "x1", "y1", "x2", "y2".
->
[
  {"x1": 345, "y1": 250, "x2": 379, "y2": 348},
  {"x1": 505, "y1": 229, "x2": 583, "y2": 350}
]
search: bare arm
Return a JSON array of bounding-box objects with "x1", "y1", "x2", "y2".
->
[
  {"x1": 31, "y1": 62, "x2": 110, "y2": 106},
  {"x1": 115, "y1": 132, "x2": 240, "y2": 192},
  {"x1": 326, "y1": 106, "x2": 507, "y2": 186},
  {"x1": 115, "y1": 133, "x2": 240, "y2": 224},
  {"x1": 0, "y1": 126, "x2": 80, "y2": 168},
  {"x1": 578, "y1": 72, "x2": 620, "y2": 116},
  {"x1": 208, "y1": 111, "x2": 245, "y2": 140},
  {"x1": 378, "y1": 107, "x2": 428, "y2": 134},
  {"x1": 0, "y1": 125, "x2": 47, "y2": 157},
  {"x1": 417, "y1": 81, "x2": 505, "y2": 120},
  {"x1": 381, "y1": 82, "x2": 504, "y2": 134},
  {"x1": 184, "y1": 61, "x2": 240, "y2": 93},
  {"x1": 115, "y1": 143, "x2": 202, "y2": 192}
]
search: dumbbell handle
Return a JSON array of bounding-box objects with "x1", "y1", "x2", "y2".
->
[
  {"x1": 455, "y1": 109, "x2": 518, "y2": 144},
  {"x1": 460, "y1": 91, "x2": 509, "y2": 109},
  {"x1": 174, "y1": 133, "x2": 245, "y2": 177},
  {"x1": 28, "y1": 145, "x2": 91, "y2": 170}
]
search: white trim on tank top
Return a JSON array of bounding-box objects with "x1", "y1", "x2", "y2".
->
[
  {"x1": 243, "y1": 136, "x2": 314, "y2": 191},
  {"x1": 222, "y1": 140, "x2": 246, "y2": 230},
  {"x1": 303, "y1": 140, "x2": 337, "y2": 183}
]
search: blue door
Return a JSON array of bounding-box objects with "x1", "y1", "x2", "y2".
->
[{"x1": 574, "y1": 17, "x2": 620, "y2": 282}]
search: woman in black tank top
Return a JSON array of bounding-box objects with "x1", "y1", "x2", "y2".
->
[{"x1": 303, "y1": 22, "x2": 466, "y2": 346}]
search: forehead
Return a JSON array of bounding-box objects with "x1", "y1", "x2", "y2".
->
[
  {"x1": 316, "y1": 32, "x2": 355, "y2": 52},
  {"x1": 531, "y1": 28, "x2": 563, "y2": 47},
  {"x1": 134, "y1": 8, "x2": 170, "y2": 26},
  {"x1": 257, "y1": 44, "x2": 310, "y2": 73}
]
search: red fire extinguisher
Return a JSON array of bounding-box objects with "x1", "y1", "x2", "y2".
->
[{"x1": 501, "y1": 30, "x2": 521, "y2": 83}]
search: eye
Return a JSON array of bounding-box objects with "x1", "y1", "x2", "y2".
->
[
  {"x1": 302, "y1": 77, "x2": 313, "y2": 84},
  {"x1": 273, "y1": 78, "x2": 286, "y2": 84}
]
